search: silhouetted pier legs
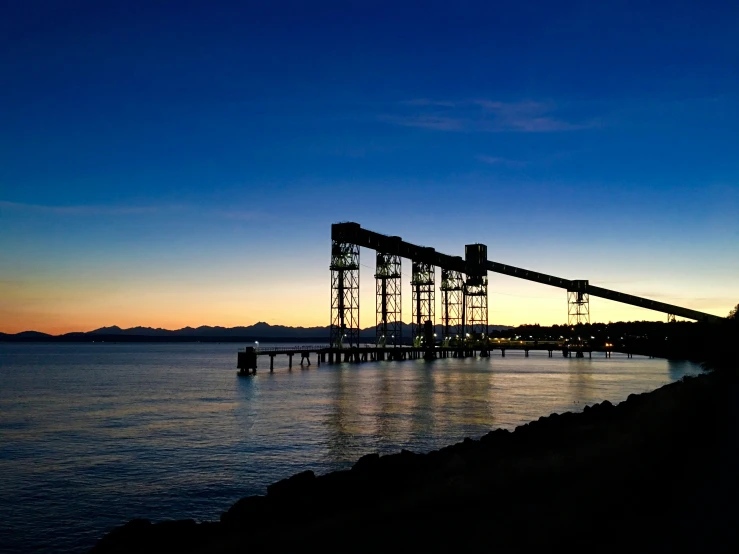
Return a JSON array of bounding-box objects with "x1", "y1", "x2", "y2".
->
[
  {"x1": 300, "y1": 351, "x2": 310, "y2": 366},
  {"x1": 269, "y1": 355, "x2": 275, "y2": 372},
  {"x1": 288, "y1": 354, "x2": 293, "y2": 369}
]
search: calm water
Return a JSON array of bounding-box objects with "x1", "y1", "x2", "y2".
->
[{"x1": 0, "y1": 343, "x2": 701, "y2": 553}]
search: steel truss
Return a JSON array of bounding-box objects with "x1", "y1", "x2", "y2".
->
[
  {"x1": 464, "y1": 244, "x2": 488, "y2": 340},
  {"x1": 375, "y1": 252, "x2": 402, "y2": 347},
  {"x1": 440, "y1": 269, "x2": 464, "y2": 343},
  {"x1": 567, "y1": 280, "x2": 590, "y2": 326},
  {"x1": 330, "y1": 240, "x2": 360, "y2": 348},
  {"x1": 411, "y1": 260, "x2": 435, "y2": 346},
  {"x1": 464, "y1": 275, "x2": 488, "y2": 339}
]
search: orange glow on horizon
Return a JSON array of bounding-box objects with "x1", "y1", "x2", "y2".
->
[{"x1": 1, "y1": 274, "x2": 731, "y2": 336}]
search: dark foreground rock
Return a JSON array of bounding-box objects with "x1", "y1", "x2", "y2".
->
[{"x1": 92, "y1": 370, "x2": 739, "y2": 553}]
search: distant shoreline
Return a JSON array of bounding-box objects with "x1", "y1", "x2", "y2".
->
[{"x1": 0, "y1": 335, "x2": 334, "y2": 344}]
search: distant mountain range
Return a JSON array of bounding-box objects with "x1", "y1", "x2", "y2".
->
[{"x1": 0, "y1": 322, "x2": 512, "y2": 342}]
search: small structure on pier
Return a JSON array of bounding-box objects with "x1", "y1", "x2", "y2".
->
[{"x1": 237, "y1": 347, "x2": 257, "y2": 376}]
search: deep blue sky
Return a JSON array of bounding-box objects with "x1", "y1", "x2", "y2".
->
[{"x1": 1, "y1": 0, "x2": 737, "y2": 332}]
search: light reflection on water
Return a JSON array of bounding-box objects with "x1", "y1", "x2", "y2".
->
[{"x1": 0, "y1": 343, "x2": 702, "y2": 553}]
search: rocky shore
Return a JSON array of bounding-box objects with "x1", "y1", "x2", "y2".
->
[{"x1": 92, "y1": 369, "x2": 738, "y2": 552}]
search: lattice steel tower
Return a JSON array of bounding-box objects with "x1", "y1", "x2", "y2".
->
[
  {"x1": 440, "y1": 267, "x2": 464, "y2": 343},
  {"x1": 411, "y1": 253, "x2": 435, "y2": 346},
  {"x1": 375, "y1": 251, "x2": 402, "y2": 347},
  {"x1": 464, "y1": 244, "x2": 488, "y2": 339},
  {"x1": 330, "y1": 237, "x2": 360, "y2": 349},
  {"x1": 567, "y1": 280, "x2": 590, "y2": 326}
]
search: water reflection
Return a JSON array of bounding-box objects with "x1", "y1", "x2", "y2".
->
[
  {"x1": 323, "y1": 358, "x2": 517, "y2": 457},
  {"x1": 568, "y1": 358, "x2": 595, "y2": 409},
  {"x1": 409, "y1": 365, "x2": 435, "y2": 444},
  {"x1": 376, "y1": 364, "x2": 399, "y2": 449},
  {"x1": 325, "y1": 366, "x2": 361, "y2": 466}
]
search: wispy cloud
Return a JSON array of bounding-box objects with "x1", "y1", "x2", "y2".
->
[
  {"x1": 0, "y1": 200, "x2": 263, "y2": 222},
  {"x1": 0, "y1": 200, "x2": 167, "y2": 216},
  {"x1": 381, "y1": 114, "x2": 466, "y2": 131},
  {"x1": 209, "y1": 208, "x2": 263, "y2": 221},
  {"x1": 476, "y1": 155, "x2": 528, "y2": 168},
  {"x1": 399, "y1": 98, "x2": 457, "y2": 108},
  {"x1": 382, "y1": 99, "x2": 601, "y2": 133}
]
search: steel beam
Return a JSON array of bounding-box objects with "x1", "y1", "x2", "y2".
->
[
  {"x1": 585, "y1": 285, "x2": 718, "y2": 323},
  {"x1": 330, "y1": 222, "x2": 722, "y2": 323}
]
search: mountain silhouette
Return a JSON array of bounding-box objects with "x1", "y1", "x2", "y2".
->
[{"x1": 1, "y1": 322, "x2": 512, "y2": 342}]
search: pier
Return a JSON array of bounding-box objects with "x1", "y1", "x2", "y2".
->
[
  {"x1": 237, "y1": 341, "x2": 614, "y2": 375},
  {"x1": 237, "y1": 221, "x2": 721, "y2": 375}
]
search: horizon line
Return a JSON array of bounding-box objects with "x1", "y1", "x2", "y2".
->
[{"x1": 1, "y1": 318, "x2": 698, "y2": 337}]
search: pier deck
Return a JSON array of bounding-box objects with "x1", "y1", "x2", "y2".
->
[{"x1": 236, "y1": 341, "x2": 616, "y2": 375}]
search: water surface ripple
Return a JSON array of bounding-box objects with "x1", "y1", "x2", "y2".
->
[{"x1": 0, "y1": 343, "x2": 701, "y2": 552}]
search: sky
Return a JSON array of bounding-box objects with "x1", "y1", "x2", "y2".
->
[{"x1": 1, "y1": 0, "x2": 738, "y2": 334}]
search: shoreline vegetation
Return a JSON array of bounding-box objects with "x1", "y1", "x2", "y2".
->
[
  {"x1": 0, "y1": 319, "x2": 722, "y2": 347},
  {"x1": 92, "y1": 337, "x2": 738, "y2": 552}
]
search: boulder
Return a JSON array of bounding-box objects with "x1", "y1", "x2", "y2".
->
[
  {"x1": 90, "y1": 519, "x2": 152, "y2": 552},
  {"x1": 267, "y1": 470, "x2": 316, "y2": 498},
  {"x1": 220, "y1": 495, "x2": 269, "y2": 526},
  {"x1": 352, "y1": 452, "x2": 380, "y2": 473},
  {"x1": 444, "y1": 453, "x2": 467, "y2": 473}
]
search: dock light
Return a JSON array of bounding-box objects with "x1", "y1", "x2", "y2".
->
[
  {"x1": 255, "y1": 341, "x2": 259, "y2": 345},
  {"x1": 434, "y1": 333, "x2": 437, "y2": 337}
]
